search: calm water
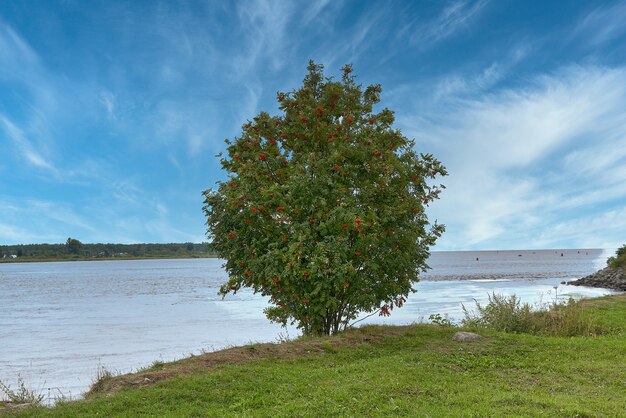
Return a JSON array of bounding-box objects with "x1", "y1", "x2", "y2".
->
[{"x1": 0, "y1": 249, "x2": 619, "y2": 402}]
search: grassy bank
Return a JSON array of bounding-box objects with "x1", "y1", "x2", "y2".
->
[{"x1": 3, "y1": 294, "x2": 625, "y2": 417}]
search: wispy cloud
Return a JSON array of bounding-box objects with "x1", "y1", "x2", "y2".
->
[
  {"x1": 0, "y1": 223, "x2": 36, "y2": 243},
  {"x1": 234, "y1": 0, "x2": 294, "y2": 75},
  {"x1": 320, "y1": 6, "x2": 386, "y2": 69},
  {"x1": 406, "y1": 0, "x2": 489, "y2": 49},
  {"x1": 28, "y1": 199, "x2": 97, "y2": 233},
  {"x1": 403, "y1": 65, "x2": 626, "y2": 249},
  {"x1": 301, "y1": 0, "x2": 332, "y2": 26},
  {"x1": 431, "y1": 43, "x2": 531, "y2": 100},
  {"x1": 0, "y1": 23, "x2": 39, "y2": 80},
  {"x1": 575, "y1": 0, "x2": 626, "y2": 46},
  {"x1": 0, "y1": 22, "x2": 68, "y2": 177},
  {"x1": 0, "y1": 197, "x2": 97, "y2": 243},
  {"x1": 433, "y1": 62, "x2": 501, "y2": 100},
  {"x1": 98, "y1": 91, "x2": 116, "y2": 119},
  {"x1": 0, "y1": 115, "x2": 57, "y2": 173}
]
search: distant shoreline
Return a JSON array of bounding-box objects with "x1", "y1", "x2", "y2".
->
[
  {"x1": 0, "y1": 247, "x2": 607, "y2": 264},
  {"x1": 0, "y1": 242, "x2": 217, "y2": 263},
  {"x1": 0, "y1": 254, "x2": 219, "y2": 264}
]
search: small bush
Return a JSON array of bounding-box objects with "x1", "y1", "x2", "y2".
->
[
  {"x1": 462, "y1": 293, "x2": 536, "y2": 333},
  {"x1": 462, "y1": 293, "x2": 604, "y2": 336},
  {"x1": 0, "y1": 375, "x2": 44, "y2": 406}
]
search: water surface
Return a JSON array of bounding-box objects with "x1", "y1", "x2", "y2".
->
[{"x1": 0, "y1": 249, "x2": 618, "y2": 402}]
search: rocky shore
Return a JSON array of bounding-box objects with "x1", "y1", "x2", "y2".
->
[{"x1": 566, "y1": 267, "x2": 626, "y2": 291}]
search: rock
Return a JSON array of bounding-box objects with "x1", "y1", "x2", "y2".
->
[
  {"x1": 452, "y1": 332, "x2": 482, "y2": 342},
  {"x1": 567, "y1": 267, "x2": 626, "y2": 291}
]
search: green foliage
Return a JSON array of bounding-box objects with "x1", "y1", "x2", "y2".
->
[
  {"x1": 607, "y1": 244, "x2": 626, "y2": 269},
  {"x1": 463, "y1": 293, "x2": 536, "y2": 333},
  {"x1": 204, "y1": 61, "x2": 446, "y2": 336},
  {"x1": 65, "y1": 237, "x2": 83, "y2": 255},
  {"x1": 462, "y1": 292, "x2": 606, "y2": 336}
]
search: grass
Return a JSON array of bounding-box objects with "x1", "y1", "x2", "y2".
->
[{"x1": 2, "y1": 294, "x2": 625, "y2": 417}]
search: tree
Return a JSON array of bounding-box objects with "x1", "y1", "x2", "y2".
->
[
  {"x1": 203, "y1": 61, "x2": 446, "y2": 336},
  {"x1": 66, "y1": 237, "x2": 83, "y2": 255},
  {"x1": 607, "y1": 244, "x2": 626, "y2": 269}
]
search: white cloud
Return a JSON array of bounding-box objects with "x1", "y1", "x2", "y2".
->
[{"x1": 403, "y1": 65, "x2": 626, "y2": 250}]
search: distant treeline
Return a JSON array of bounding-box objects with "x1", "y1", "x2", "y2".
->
[{"x1": 0, "y1": 240, "x2": 217, "y2": 261}]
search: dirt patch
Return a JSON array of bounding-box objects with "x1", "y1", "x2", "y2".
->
[{"x1": 85, "y1": 325, "x2": 418, "y2": 398}]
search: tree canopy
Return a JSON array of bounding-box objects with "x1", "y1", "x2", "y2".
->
[
  {"x1": 607, "y1": 244, "x2": 626, "y2": 269},
  {"x1": 65, "y1": 237, "x2": 83, "y2": 255},
  {"x1": 204, "y1": 61, "x2": 446, "y2": 336}
]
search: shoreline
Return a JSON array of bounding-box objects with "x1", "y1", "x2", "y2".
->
[{"x1": 0, "y1": 254, "x2": 219, "y2": 264}]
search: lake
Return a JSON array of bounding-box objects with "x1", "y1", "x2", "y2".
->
[{"x1": 0, "y1": 249, "x2": 619, "y2": 403}]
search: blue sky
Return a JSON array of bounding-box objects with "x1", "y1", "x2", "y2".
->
[{"x1": 1, "y1": 0, "x2": 625, "y2": 250}]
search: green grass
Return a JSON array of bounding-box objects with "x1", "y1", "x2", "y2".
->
[{"x1": 4, "y1": 294, "x2": 625, "y2": 417}]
